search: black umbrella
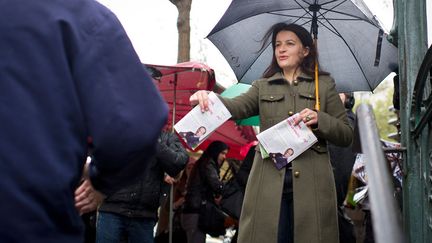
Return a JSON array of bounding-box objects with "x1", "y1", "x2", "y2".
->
[{"x1": 207, "y1": 0, "x2": 398, "y2": 94}]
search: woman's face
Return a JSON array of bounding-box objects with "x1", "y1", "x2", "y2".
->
[
  {"x1": 217, "y1": 149, "x2": 228, "y2": 165},
  {"x1": 274, "y1": 30, "x2": 309, "y2": 72}
]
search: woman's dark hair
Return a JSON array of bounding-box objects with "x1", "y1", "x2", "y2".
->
[
  {"x1": 261, "y1": 22, "x2": 328, "y2": 78},
  {"x1": 198, "y1": 141, "x2": 229, "y2": 165}
]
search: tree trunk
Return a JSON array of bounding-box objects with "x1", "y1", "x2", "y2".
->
[{"x1": 169, "y1": 0, "x2": 192, "y2": 63}]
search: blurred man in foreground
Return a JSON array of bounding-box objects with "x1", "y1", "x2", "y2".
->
[{"x1": 0, "y1": 1, "x2": 168, "y2": 242}]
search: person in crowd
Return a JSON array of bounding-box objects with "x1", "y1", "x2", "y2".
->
[
  {"x1": 235, "y1": 145, "x2": 256, "y2": 192},
  {"x1": 155, "y1": 152, "x2": 201, "y2": 243},
  {"x1": 328, "y1": 92, "x2": 357, "y2": 206},
  {"x1": 179, "y1": 126, "x2": 207, "y2": 149},
  {"x1": 223, "y1": 145, "x2": 256, "y2": 243},
  {"x1": 328, "y1": 92, "x2": 357, "y2": 243},
  {"x1": 181, "y1": 141, "x2": 229, "y2": 243},
  {"x1": 75, "y1": 139, "x2": 103, "y2": 243},
  {"x1": 95, "y1": 131, "x2": 188, "y2": 243},
  {"x1": 0, "y1": 1, "x2": 168, "y2": 242},
  {"x1": 189, "y1": 23, "x2": 353, "y2": 243},
  {"x1": 76, "y1": 177, "x2": 105, "y2": 243}
]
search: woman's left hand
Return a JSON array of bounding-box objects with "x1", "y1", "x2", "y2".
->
[{"x1": 295, "y1": 108, "x2": 318, "y2": 126}]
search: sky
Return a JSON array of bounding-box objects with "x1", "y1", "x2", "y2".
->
[
  {"x1": 97, "y1": 0, "x2": 430, "y2": 88},
  {"x1": 97, "y1": 0, "x2": 234, "y2": 86}
]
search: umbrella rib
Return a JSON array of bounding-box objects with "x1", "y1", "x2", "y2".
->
[
  {"x1": 296, "y1": 0, "x2": 314, "y2": 18},
  {"x1": 319, "y1": 0, "x2": 342, "y2": 6},
  {"x1": 268, "y1": 12, "x2": 312, "y2": 21},
  {"x1": 296, "y1": 0, "x2": 377, "y2": 26},
  {"x1": 239, "y1": 42, "x2": 272, "y2": 82},
  {"x1": 319, "y1": 15, "x2": 372, "y2": 89},
  {"x1": 269, "y1": 12, "x2": 370, "y2": 23},
  {"x1": 320, "y1": 8, "x2": 376, "y2": 26},
  {"x1": 320, "y1": 0, "x2": 376, "y2": 26},
  {"x1": 315, "y1": 18, "x2": 340, "y2": 36},
  {"x1": 299, "y1": 1, "x2": 375, "y2": 91},
  {"x1": 237, "y1": 3, "x2": 311, "y2": 81}
]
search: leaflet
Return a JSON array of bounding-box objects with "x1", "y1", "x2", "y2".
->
[
  {"x1": 174, "y1": 92, "x2": 232, "y2": 150},
  {"x1": 257, "y1": 113, "x2": 317, "y2": 170}
]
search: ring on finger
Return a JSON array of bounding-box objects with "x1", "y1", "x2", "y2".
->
[{"x1": 305, "y1": 115, "x2": 311, "y2": 121}]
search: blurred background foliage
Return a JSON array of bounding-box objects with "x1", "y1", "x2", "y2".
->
[{"x1": 354, "y1": 75, "x2": 398, "y2": 142}]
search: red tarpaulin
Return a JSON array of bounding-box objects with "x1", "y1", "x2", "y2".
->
[{"x1": 145, "y1": 61, "x2": 256, "y2": 160}]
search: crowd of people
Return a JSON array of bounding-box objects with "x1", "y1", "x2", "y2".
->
[{"x1": 2, "y1": 1, "x2": 402, "y2": 243}]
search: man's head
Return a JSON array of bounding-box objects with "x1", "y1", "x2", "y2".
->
[
  {"x1": 339, "y1": 93, "x2": 355, "y2": 110},
  {"x1": 195, "y1": 126, "x2": 207, "y2": 136},
  {"x1": 284, "y1": 148, "x2": 294, "y2": 158}
]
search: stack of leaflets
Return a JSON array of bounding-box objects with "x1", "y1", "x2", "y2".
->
[
  {"x1": 174, "y1": 92, "x2": 232, "y2": 150},
  {"x1": 257, "y1": 113, "x2": 317, "y2": 170}
]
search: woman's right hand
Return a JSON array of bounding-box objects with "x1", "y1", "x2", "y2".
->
[{"x1": 189, "y1": 90, "x2": 210, "y2": 112}]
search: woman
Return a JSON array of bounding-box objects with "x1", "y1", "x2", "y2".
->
[
  {"x1": 181, "y1": 141, "x2": 229, "y2": 243},
  {"x1": 189, "y1": 23, "x2": 353, "y2": 243}
]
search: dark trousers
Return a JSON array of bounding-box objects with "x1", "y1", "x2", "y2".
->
[
  {"x1": 96, "y1": 212, "x2": 156, "y2": 243},
  {"x1": 278, "y1": 192, "x2": 294, "y2": 243}
]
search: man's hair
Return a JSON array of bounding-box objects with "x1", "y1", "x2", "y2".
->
[{"x1": 343, "y1": 92, "x2": 355, "y2": 110}]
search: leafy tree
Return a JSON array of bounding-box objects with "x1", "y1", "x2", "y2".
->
[{"x1": 355, "y1": 78, "x2": 398, "y2": 142}]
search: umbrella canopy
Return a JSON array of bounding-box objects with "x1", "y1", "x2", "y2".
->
[
  {"x1": 146, "y1": 62, "x2": 215, "y2": 128},
  {"x1": 146, "y1": 62, "x2": 257, "y2": 160},
  {"x1": 207, "y1": 0, "x2": 398, "y2": 92}
]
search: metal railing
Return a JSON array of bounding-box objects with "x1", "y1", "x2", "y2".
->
[{"x1": 355, "y1": 104, "x2": 406, "y2": 243}]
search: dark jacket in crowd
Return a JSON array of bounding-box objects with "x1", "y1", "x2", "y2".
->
[
  {"x1": 236, "y1": 145, "x2": 256, "y2": 191},
  {"x1": 183, "y1": 141, "x2": 228, "y2": 213},
  {"x1": 99, "y1": 132, "x2": 188, "y2": 219},
  {"x1": 328, "y1": 109, "x2": 357, "y2": 206},
  {"x1": 0, "y1": 1, "x2": 168, "y2": 242}
]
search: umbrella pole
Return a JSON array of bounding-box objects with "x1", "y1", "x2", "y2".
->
[
  {"x1": 314, "y1": 38, "x2": 320, "y2": 111},
  {"x1": 310, "y1": 8, "x2": 320, "y2": 111},
  {"x1": 168, "y1": 74, "x2": 177, "y2": 243}
]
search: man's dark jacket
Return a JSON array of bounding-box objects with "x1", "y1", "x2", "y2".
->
[
  {"x1": 99, "y1": 132, "x2": 188, "y2": 219},
  {"x1": 0, "y1": 1, "x2": 168, "y2": 242}
]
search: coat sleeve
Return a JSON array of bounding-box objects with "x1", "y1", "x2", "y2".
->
[
  {"x1": 218, "y1": 81, "x2": 260, "y2": 120},
  {"x1": 72, "y1": 6, "x2": 168, "y2": 195},
  {"x1": 314, "y1": 78, "x2": 353, "y2": 147},
  {"x1": 156, "y1": 132, "x2": 189, "y2": 177},
  {"x1": 201, "y1": 160, "x2": 224, "y2": 195}
]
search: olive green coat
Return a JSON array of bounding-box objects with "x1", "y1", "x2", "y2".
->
[{"x1": 220, "y1": 72, "x2": 353, "y2": 243}]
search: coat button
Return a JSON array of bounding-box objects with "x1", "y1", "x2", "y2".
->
[
  {"x1": 293, "y1": 80, "x2": 299, "y2": 85},
  {"x1": 288, "y1": 111, "x2": 294, "y2": 116},
  {"x1": 270, "y1": 96, "x2": 274, "y2": 99},
  {"x1": 317, "y1": 145, "x2": 321, "y2": 149},
  {"x1": 294, "y1": 171, "x2": 300, "y2": 178}
]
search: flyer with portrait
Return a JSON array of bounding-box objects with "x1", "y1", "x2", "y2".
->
[
  {"x1": 256, "y1": 113, "x2": 317, "y2": 170},
  {"x1": 174, "y1": 92, "x2": 232, "y2": 150}
]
